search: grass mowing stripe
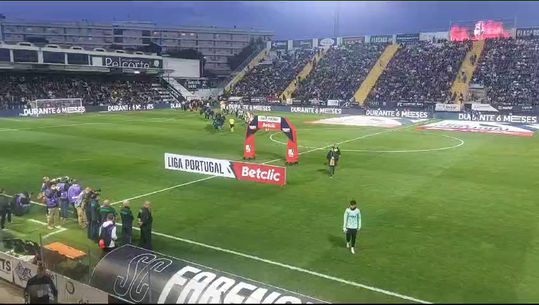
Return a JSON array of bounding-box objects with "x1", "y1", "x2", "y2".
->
[{"x1": 110, "y1": 124, "x2": 414, "y2": 205}]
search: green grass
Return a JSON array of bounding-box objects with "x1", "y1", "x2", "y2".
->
[{"x1": 0, "y1": 109, "x2": 538, "y2": 303}]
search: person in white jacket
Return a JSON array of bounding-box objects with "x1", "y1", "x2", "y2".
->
[
  {"x1": 98, "y1": 213, "x2": 118, "y2": 254},
  {"x1": 343, "y1": 200, "x2": 361, "y2": 254}
]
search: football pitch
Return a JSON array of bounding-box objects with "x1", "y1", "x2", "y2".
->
[{"x1": 1, "y1": 109, "x2": 538, "y2": 303}]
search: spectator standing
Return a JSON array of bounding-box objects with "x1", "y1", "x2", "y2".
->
[
  {"x1": 138, "y1": 201, "x2": 153, "y2": 250},
  {"x1": 24, "y1": 263, "x2": 58, "y2": 304},
  {"x1": 120, "y1": 200, "x2": 134, "y2": 245},
  {"x1": 88, "y1": 196, "x2": 101, "y2": 242},
  {"x1": 99, "y1": 199, "x2": 116, "y2": 224},
  {"x1": 98, "y1": 213, "x2": 118, "y2": 254}
]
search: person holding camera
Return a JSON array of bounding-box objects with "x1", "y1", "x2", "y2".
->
[
  {"x1": 44, "y1": 183, "x2": 60, "y2": 230},
  {"x1": 74, "y1": 187, "x2": 90, "y2": 229}
]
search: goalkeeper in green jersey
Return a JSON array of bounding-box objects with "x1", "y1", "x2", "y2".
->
[{"x1": 343, "y1": 200, "x2": 361, "y2": 254}]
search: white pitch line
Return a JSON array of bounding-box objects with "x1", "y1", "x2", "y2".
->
[
  {"x1": 119, "y1": 224, "x2": 430, "y2": 303},
  {"x1": 42, "y1": 227, "x2": 67, "y2": 239},
  {"x1": 110, "y1": 126, "x2": 404, "y2": 205}
]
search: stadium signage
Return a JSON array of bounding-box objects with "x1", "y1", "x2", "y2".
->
[
  {"x1": 516, "y1": 27, "x2": 539, "y2": 38},
  {"x1": 19, "y1": 106, "x2": 86, "y2": 116},
  {"x1": 419, "y1": 120, "x2": 535, "y2": 137},
  {"x1": 293, "y1": 39, "x2": 313, "y2": 49},
  {"x1": 435, "y1": 103, "x2": 461, "y2": 112},
  {"x1": 91, "y1": 245, "x2": 324, "y2": 304},
  {"x1": 369, "y1": 35, "x2": 393, "y2": 43},
  {"x1": 103, "y1": 56, "x2": 162, "y2": 69},
  {"x1": 169, "y1": 103, "x2": 183, "y2": 109},
  {"x1": 106, "y1": 104, "x2": 155, "y2": 112},
  {"x1": 366, "y1": 109, "x2": 429, "y2": 119},
  {"x1": 239, "y1": 105, "x2": 273, "y2": 112},
  {"x1": 396, "y1": 33, "x2": 420, "y2": 43},
  {"x1": 290, "y1": 107, "x2": 343, "y2": 114},
  {"x1": 319, "y1": 38, "x2": 336, "y2": 47},
  {"x1": 471, "y1": 103, "x2": 498, "y2": 112},
  {"x1": 343, "y1": 36, "x2": 365, "y2": 44},
  {"x1": 457, "y1": 113, "x2": 538, "y2": 124},
  {"x1": 164, "y1": 153, "x2": 286, "y2": 186},
  {"x1": 0, "y1": 253, "x2": 12, "y2": 282},
  {"x1": 271, "y1": 40, "x2": 288, "y2": 50}
]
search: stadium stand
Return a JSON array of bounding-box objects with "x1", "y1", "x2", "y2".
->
[
  {"x1": 294, "y1": 43, "x2": 386, "y2": 101},
  {"x1": 0, "y1": 72, "x2": 178, "y2": 110},
  {"x1": 471, "y1": 38, "x2": 539, "y2": 106},
  {"x1": 366, "y1": 41, "x2": 471, "y2": 104},
  {"x1": 229, "y1": 48, "x2": 317, "y2": 100}
]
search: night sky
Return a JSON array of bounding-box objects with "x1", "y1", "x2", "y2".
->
[{"x1": 1, "y1": 1, "x2": 538, "y2": 39}]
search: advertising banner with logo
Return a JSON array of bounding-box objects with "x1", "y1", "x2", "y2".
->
[
  {"x1": 0, "y1": 252, "x2": 13, "y2": 282},
  {"x1": 57, "y1": 275, "x2": 108, "y2": 303},
  {"x1": 164, "y1": 153, "x2": 286, "y2": 186},
  {"x1": 105, "y1": 103, "x2": 156, "y2": 112},
  {"x1": 435, "y1": 103, "x2": 461, "y2": 112},
  {"x1": 396, "y1": 33, "x2": 420, "y2": 43},
  {"x1": 13, "y1": 259, "x2": 59, "y2": 288},
  {"x1": 318, "y1": 37, "x2": 337, "y2": 47},
  {"x1": 365, "y1": 109, "x2": 431, "y2": 119},
  {"x1": 418, "y1": 120, "x2": 536, "y2": 137},
  {"x1": 91, "y1": 245, "x2": 326, "y2": 304},
  {"x1": 97, "y1": 56, "x2": 163, "y2": 69},
  {"x1": 516, "y1": 27, "x2": 539, "y2": 38},
  {"x1": 271, "y1": 40, "x2": 288, "y2": 50},
  {"x1": 342, "y1": 36, "x2": 365, "y2": 44},
  {"x1": 290, "y1": 107, "x2": 343, "y2": 115},
  {"x1": 369, "y1": 35, "x2": 393, "y2": 43},
  {"x1": 292, "y1": 39, "x2": 313, "y2": 49},
  {"x1": 471, "y1": 103, "x2": 499, "y2": 112},
  {"x1": 19, "y1": 106, "x2": 86, "y2": 117}
]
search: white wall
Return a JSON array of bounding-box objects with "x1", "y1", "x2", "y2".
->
[{"x1": 163, "y1": 57, "x2": 200, "y2": 78}]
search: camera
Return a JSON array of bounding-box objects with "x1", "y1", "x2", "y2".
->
[{"x1": 88, "y1": 188, "x2": 101, "y2": 200}]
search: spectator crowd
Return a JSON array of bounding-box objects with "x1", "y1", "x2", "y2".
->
[
  {"x1": 294, "y1": 43, "x2": 385, "y2": 101},
  {"x1": 472, "y1": 38, "x2": 539, "y2": 106},
  {"x1": 367, "y1": 41, "x2": 470, "y2": 104},
  {"x1": 230, "y1": 48, "x2": 317, "y2": 100},
  {"x1": 0, "y1": 73, "x2": 166, "y2": 110}
]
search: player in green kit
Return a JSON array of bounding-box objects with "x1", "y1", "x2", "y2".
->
[{"x1": 343, "y1": 200, "x2": 361, "y2": 254}]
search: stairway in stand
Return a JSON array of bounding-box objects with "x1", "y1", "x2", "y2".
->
[
  {"x1": 279, "y1": 48, "x2": 327, "y2": 102},
  {"x1": 450, "y1": 40, "x2": 485, "y2": 105},
  {"x1": 353, "y1": 43, "x2": 400, "y2": 106}
]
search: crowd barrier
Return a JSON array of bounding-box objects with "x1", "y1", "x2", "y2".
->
[{"x1": 0, "y1": 250, "x2": 110, "y2": 303}]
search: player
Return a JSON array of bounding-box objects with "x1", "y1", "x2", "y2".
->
[
  {"x1": 229, "y1": 117, "x2": 235, "y2": 132},
  {"x1": 343, "y1": 200, "x2": 361, "y2": 254}
]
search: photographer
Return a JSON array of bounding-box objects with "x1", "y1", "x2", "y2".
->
[
  {"x1": 11, "y1": 192, "x2": 31, "y2": 217},
  {"x1": 57, "y1": 178, "x2": 71, "y2": 224},
  {"x1": 74, "y1": 187, "x2": 90, "y2": 229},
  {"x1": 44, "y1": 183, "x2": 60, "y2": 230},
  {"x1": 88, "y1": 192, "x2": 101, "y2": 242}
]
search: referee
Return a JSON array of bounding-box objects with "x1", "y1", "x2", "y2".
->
[
  {"x1": 343, "y1": 200, "x2": 361, "y2": 254},
  {"x1": 229, "y1": 117, "x2": 235, "y2": 132}
]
